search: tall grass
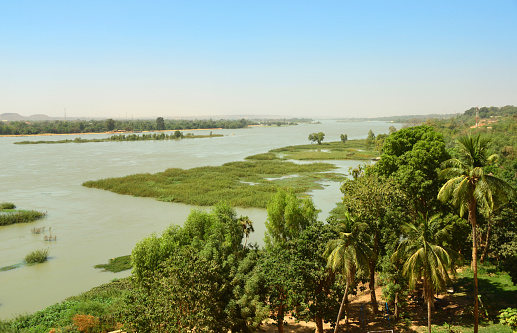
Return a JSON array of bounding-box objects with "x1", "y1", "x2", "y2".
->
[
  {"x1": 0, "y1": 210, "x2": 46, "y2": 226},
  {"x1": 83, "y1": 160, "x2": 343, "y2": 208},
  {"x1": 266, "y1": 140, "x2": 379, "y2": 160},
  {"x1": 25, "y1": 249, "x2": 49, "y2": 264},
  {"x1": 0, "y1": 202, "x2": 16, "y2": 209}
]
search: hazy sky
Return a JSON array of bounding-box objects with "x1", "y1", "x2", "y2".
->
[{"x1": 1, "y1": 1, "x2": 516, "y2": 119}]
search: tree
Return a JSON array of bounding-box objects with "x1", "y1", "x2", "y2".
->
[
  {"x1": 308, "y1": 132, "x2": 325, "y2": 145},
  {"x1": 340, "y1": 171, "x2": 407, "y2": 313},
  {"x1": 127, "y1": 203, "x2": 263, "y2": 332},
  {"x1": 438, "y1": 134, "x2": 516, "y2": 333},
  {"x1": 264, "y1": 188, "x2": 318, "y2": 247},
  {"x1": 239, "y1": 216, "x2": 254, "y2": 248},
  {"x1": 290, "y1": 221, "x2": 342, "y2": 333},
  {"x1": 366, "y1": 129, "x2": 376, "y2": 147},
  {"x1": 105, "y1": 118, "x2": 115, "y2": 131},
  {"x1": 392, "y1": 214, "x2": 457, "y2": 333},
  {"x1": 374, "y1": 125, "x2": 450, "y2": 216},
  {"x1": 340, "y1": 134, "x2": 347, "y2": 144},
  {"x1": 156, "y1": 117, "x2": 165, "y2": 130},
  {"x1": 261, "y1": 190, "x2": 324, "y2": 333},
  {"x1": 325, "y1": 215, "x2": 371, "y2": 333}
]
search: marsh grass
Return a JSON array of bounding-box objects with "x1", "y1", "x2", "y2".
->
[
  {"x1": 0, "y1": 263, "x2": 23, "y2": 272},
  {"x1": 94, "y1": 255, "x2": 132, "y2": 273},
  {"x1": 25, "y1": 249, "x2": 49, "y2": 264},
  {"x1": 14, "y1": 132, "x2": 223, "y2": 144},
  {"x1": 246, "y1": 140, "x2": 379, "y2": 161},
  {"x1": 83, "y1": 160, "x2": 343, "y2": 208},
  {"x1": 0, "y1": 202, "x2": 16, "y2": 209},
  {"x1": 0, "y1": 210, "x2": 46, "y2": 226}
]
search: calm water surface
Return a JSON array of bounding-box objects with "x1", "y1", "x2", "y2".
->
[{"x1": 0, "y1": 120, "x2": 399, "y2": 318}]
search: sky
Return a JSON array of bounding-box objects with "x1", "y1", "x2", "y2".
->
[{"x1": 1, "y1": 1, "x2": 516, "y2": 119}]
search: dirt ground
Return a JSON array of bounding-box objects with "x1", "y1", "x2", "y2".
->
[{"x1": 257, "y1": 282, "x2": 472, "y2": 333}]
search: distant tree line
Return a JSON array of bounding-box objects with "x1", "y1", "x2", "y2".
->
[{"x1": 0, "y1": 117, "x2": 258, "y2": 135}]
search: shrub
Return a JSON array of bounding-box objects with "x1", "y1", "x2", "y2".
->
[
  {"x1": 25, "y1": 249, "x2": 49, "y2": 264},
  {"x1": 73, "y1": 314, "x2": 99, "y2": 333},
  {"x1": 499, "y1": 308, "x2": 517, "y2": 333},
  {"x1": 0, "y1": 202, "x2": 16, "y2": 209}
]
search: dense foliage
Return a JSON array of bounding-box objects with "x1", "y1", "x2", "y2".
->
[{"x1": 0, "y1": 118, "x2": 257, "y2": 135}]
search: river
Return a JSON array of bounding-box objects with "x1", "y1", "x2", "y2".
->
[{"x1": 0, "y1": 120, "x2": 399, "y2": 318}]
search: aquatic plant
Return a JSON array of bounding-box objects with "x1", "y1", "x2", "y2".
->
[
  {"x1": 0, "y1": 202, "x2": 16, "y2": 210},
  {"x1": 25, "y1": 248, "x2": 49, "y2": 264},
  {"x1": 0, "y1": 210, "x2": 47, "y2": 226}
]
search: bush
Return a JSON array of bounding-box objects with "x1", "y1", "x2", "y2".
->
[
  {"x1": 499, "y1": 308, "x2": 517, "y2": 333},
  {"x1": 25, "y1": 249, "x2": 49, "y2": 264},
  {"x1": 0, "y1": 210, "x2": 46, "y2": 226},
  {"x1": 0, "y1": 202, "x2": 16, "y2": 210}
]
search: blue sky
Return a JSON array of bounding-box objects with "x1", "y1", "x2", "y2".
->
[{"x1": 1, "y1": 1, "x2": 516, "y2": 119}]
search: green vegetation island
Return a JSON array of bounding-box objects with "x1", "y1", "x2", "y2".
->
[
  {"x1": 0, "y1": 202, "x2": 46, "y2": 226},
  {"x1": 2, "y1": 105, "x2": 517, "y2": 333},
  {"x1": 13, "y1": 131, "x2": 222, "y2": 145}
]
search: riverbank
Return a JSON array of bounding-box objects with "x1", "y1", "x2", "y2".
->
[{"x1": 0, "y1": 127, "x2": 227, "y2": 138}]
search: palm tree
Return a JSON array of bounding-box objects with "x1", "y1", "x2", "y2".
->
[
  {"x1": 392, "y1": 214, "x2": 457, "y2": 333},
  {"x1": 324, "y1": 216, "x2": 371, "y2": 333},
  {"x1": 437, "y1": 134, "x2": 516, "y2": 333},
  {"x1": 239, "y1": 216, "x2": 254, "y2": 248}
]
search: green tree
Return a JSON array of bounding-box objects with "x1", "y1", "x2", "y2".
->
[
  {"x1": 325, "y1": 215, "x2": 371, "y2": 333},
  {"x1": 340, "y1": 133, "x2": 347, "y2": 144},
  {"x1": 366, "y1": 129, "x2": 376, "y2": 147},
  {"x1": 374, "y1": 125, "x2": 450, "y2": 216},
  {"x1": 156, "y1": 117, "x2": 165, "y2": 130},
  {"x1": 127, "y1": 203, "x2": 262, "y2": 332},
  {"x1": 264, "y1": 188, "x2": 318, "y2": 247},
  {"x1": 290, "y1": 222, "x2": 342, "y2": 333},
  {"x1": 261, "y1": 190, "x2": 325, "y2": 333},
  {"x1": 340, "y1": 171, "x2": 407, "y2": 313},
  {"x1": 106, "y1": 118, "x2": 115, "y2": 131},
  {"x1": 392, "y1": 214, "x2": 457, "y2": 333},
  {"x1": 438, "y1": 134, "x2": 516, "y2": 333},
  {"x1": 308, "y1": 132, "x2": 325, "y2": 145}
]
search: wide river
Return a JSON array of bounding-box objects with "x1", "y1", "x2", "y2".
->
[{"x1": 0, "y1": 120, "x2": 399, "y2": 319}]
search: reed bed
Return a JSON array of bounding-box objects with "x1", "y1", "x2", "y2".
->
[
  {"x1": 0, "y1": 202, "x2": 16, "y2": 209},
  {"x1": 0, "y1": 210, "x2": 46, "y2": 226},
  {"x1": 265, "y1": 140, "x2": 379, "y2": 160},
  {"x1": 25, "y1": 249, "x2": 49, "y2": 264},
  {"x1": 14, "y1": 132, "x2": 222, "y2": 144},
  {"x1": 83, "y1": 160, "x2": 343, "y2": 208}
]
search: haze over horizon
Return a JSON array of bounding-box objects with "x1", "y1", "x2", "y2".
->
[{"x1": 1, "y1": 1, "x2": 516, "y2": 119}]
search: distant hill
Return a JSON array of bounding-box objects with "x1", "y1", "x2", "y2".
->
[{"x1": 0, "y1": 113, "x2": 52, "y2": 121}]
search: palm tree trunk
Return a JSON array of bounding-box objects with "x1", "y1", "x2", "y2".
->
[
  {"x1": 427, "y1": 297, "x2": 432, "y2": 333},
  {"x1": 334, "y1": 280, "x2": 350, "y2": 333},
  {"x1": 480, "y1": 216, "x2": 491, "y2": 263},
  {"x1": 469, "y1": 202, "x2": 479, "y2": 333}
]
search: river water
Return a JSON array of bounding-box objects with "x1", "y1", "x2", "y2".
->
[{"x1": 0, "y1": 120, "x2": 399, "y2": 319}]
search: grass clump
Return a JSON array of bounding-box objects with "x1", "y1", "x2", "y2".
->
[
  {"x1": 25, "y1": 249, "x2": 49, "y2": 264},
  {"x1": 83, "y1": 160, "x2": 343, "y2": 208},
  {"x1": 94, "y1": 255, "x2": 132, "y2": 273},
  {"x1": 268, "y1": 140, "x2": 379, "y2": 160},
  {"x1": 0, "y1": 202, "x2": 16, "y2": 209},
  {"x1": 0, "y1": 210, "x2": 47, "y2": 226}
]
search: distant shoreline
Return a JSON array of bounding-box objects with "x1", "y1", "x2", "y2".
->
[{"x1": 0, "y1": 127, "x2": 242, "y2": 138}]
